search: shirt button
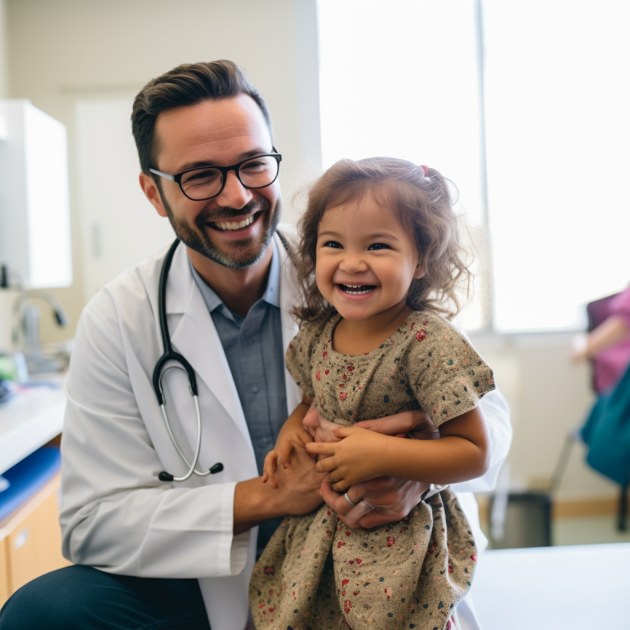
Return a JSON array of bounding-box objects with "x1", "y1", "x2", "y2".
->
[{"x1": 252, "y1": 386, "x2": 259, "y2": 394}]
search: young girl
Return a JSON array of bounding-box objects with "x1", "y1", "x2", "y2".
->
[{"x1": 250, "y1": 158, "x2": 495, "y2": 630}]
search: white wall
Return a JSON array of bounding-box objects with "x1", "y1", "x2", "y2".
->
[
  {"x1": 4, "y1": 0, "x2": 321, "y2": 340},
  {"x1": 471, "y1": 332, "x2": 617, "y2": 501},
  {"x1": 75, "y1": 99, "x2": 177, "y2": 301}
]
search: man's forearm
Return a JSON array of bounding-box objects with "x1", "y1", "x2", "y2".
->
[{"x1": 233, "y1": 477, "x2": 286, "y2": 534}]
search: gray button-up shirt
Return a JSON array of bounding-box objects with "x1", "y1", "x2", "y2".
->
[{"x1": 189, "y1": 239, "x2": 288, "y2": 556}]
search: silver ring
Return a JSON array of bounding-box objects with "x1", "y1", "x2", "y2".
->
[
  {"x1": 344, "y1": 492, "x2": 357, "y2": 506},
  {"x1": 362, "y1": 499, "x2": 377, "y2": 510}
]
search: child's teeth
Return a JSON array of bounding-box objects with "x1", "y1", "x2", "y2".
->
[{"x1": 341, "y1": 284, "x2": 374, "y2": 294}]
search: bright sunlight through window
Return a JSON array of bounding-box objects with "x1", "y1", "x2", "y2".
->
[{"x1": 318, "y1": 0, "x2": 630, "y2": 333}]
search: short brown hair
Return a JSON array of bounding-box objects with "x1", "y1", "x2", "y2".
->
[
  {"x1": 131, "y1": 60, "x2": 272, "y2": 173},
  {"x1": 293, "y1": 157, "x2": 471, "y2": 322}
]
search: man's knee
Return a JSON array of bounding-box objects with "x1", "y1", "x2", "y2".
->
[
  {"x1": 0, "y1": 566, "x2": 89, "y2": 630},
  {"x1": 0, "y1": 565, "x2": 209, "y2": 630}
]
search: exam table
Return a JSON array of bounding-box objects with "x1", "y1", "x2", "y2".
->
[{"x1": 473, "y1": 542, "x2": 629, "y2": 629}]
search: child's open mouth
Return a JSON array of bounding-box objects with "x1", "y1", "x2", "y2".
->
[{"x1": 338, "y1": 284, "x2": 376, "y2": 295}]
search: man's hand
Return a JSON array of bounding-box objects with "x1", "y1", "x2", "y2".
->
[
  {"x1": 355, "y1": 409, "x2": 439, "y2": 441},
  {"x1": 234, "y1": 442, "x2": 325, "y2": 534},
  {"x1": 262, "y1": 425, "x2": 313, "y2": 488},
  {"x1": 320, "y1": 477, "x2": 430, "y2": 529},
  {"x1": 272, "y1": 443, "x2": 325, "y2": 513},
  {"x1": 303, "y1": 406, "x2": 436, "y2": 528}
]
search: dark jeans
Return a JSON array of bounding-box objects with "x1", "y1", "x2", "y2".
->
[{"x1": 0, "y1": 565, "x2": 211, "y2": 630}]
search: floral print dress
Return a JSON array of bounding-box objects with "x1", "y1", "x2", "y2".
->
[{"x1": 250, "y1": 311, "x2": 495, "y2": 630}]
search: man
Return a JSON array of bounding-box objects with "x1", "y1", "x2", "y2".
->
[{"x1": 0, "y1": 61, "x2": 511, "y2": 630}]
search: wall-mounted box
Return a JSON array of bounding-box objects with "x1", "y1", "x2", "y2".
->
[
  {"x1": 0, "y1": 288, "x2": 18, "y2": 353},
  {"x1": 0, "y1": 100, "x2": 72, "y2": 289}
]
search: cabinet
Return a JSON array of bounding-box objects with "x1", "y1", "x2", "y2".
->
[
  {"x1": 0, "y1": 378, "x2": 68, "y2": 607},
  {"x1": 0, "y1": 472, "x2": 69, "y2": 607}
]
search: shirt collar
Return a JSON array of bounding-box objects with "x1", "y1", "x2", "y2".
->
[
  {"x1": 188, "y1": 237, "x2": 281, "y2": 314},
  {"x1": 262, "y1": 237, "x2": 281, "y2": 308}
]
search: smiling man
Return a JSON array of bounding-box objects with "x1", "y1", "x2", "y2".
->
[
  {"x1": 143, "y1": 95, "x2": 282, "y2": 276},
  {"x1": 0, "y1": 61, "x2": 511, "y2": 630}
]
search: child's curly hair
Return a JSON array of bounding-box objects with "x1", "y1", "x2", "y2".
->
[{"x1": 293, "y1": 157, "x2": 472, "y2": 322}]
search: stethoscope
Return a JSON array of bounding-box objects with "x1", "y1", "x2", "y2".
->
[{"x1": 153, "y1": 238, "x2": 224, "y2": 482}]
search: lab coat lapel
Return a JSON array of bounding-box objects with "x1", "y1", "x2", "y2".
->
[
  {"x1": 167, "y1": 246, "x2": 252, "y2": 450},
  {"x1": 276, "y1": 230, "x2": 302, "y2": 413}
]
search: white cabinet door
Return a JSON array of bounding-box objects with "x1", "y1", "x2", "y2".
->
[{"x1": 76, "y1": 99, "x2": 175, "y2": 301}]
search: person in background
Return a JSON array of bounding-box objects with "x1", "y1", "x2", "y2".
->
[
  {"x1": 571, "y1": 285, "x2": 630, "y2": 490},
  {"x1": 571, "y1": 285, "x2": 630, "y2": 391}
]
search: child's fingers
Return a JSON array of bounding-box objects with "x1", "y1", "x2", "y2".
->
[
  {"x1": 263, "y1": 450, "x2": 278, "y2": 471},
  {"x1": 298, "y1": 429, "x2": 314, "y2": 445},
  {"x1": 263, "y1": 451, "x2": 278, "y2": 486},
  {"x1": 326, "y1": 469, "x2": 344, "y2": 483},
  {"x1": 306, "y1": 442, "x2": 337, "y2": 455},
  {"x1": 266, "y1": 466, "x2": 279, "y2": 488},
  {"x1": 332, "y1": 426, "x2": 355, "y2": 439},
  {"x1": 331, "y1": 479, "x2": 350, "y2": 492},
  {"x1": 302, "y1": 406, "x2": 320, "y2": 433},
  {"x1": 264, "y1": 468, "x2": 278, "y2": 488},
  {"x1": 314, "y1": 456, "x2": 337, "y2": 473},
  {"x1": 277, "y1": 439, "x2": 294, "y2": 468}
]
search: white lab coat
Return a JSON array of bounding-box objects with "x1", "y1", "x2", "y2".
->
[{"x1": 60, "y1": 227, "x2": 511, "y2": 630}]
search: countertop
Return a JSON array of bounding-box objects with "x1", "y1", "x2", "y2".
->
[{"x1": 0, "y1": 374, "x2": 66, "y2": 475}]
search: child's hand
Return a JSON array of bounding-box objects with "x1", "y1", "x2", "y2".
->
[
  {"x1": 262, "y1": 425, "x2": 313, "y2": 488},
  {"x1": 262, "y1": 439, "x2": 292, "y2": 488},
  {"x1": 305, "y1": 426, "x2": 390, "y2": 492},
  {"x1": 302, "y1": 404, "x2": 343, "y2": 446}
]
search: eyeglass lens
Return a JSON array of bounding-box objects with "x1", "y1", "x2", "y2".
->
[{"x1": 180, "y1": 155, "x2": 279, "y2": 200}]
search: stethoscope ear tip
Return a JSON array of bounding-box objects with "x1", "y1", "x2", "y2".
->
[
  {"x1": 158, "y1": 471, "x2": 174, "y2": 482},
  {"x1": 210, "y1": 463, "x2": 224, "y2": 474}
]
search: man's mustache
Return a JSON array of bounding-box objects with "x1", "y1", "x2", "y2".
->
[{"x1": 195, "y1": 199, "x2": 268, "y2": 228}]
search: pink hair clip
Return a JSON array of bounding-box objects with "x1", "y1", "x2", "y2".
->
[{"x1": 421, "y1": 165, "x2": 429, "y2": 175}]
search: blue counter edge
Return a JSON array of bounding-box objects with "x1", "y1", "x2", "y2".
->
[{"x1": 0, "y1": 447, "x2": 61, "y2": 523}]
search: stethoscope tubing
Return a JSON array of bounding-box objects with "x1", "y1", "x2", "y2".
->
[
  {"x1": 154, "y1": 239, "x2": 223, "y2": 482},
  {"x1": 157, "y1": 366, "x2": 207, "y2": 482}
]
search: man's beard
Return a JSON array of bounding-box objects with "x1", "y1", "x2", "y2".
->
[{"x1": 162, "y1": 196, "x2": 282, "y2": 270}]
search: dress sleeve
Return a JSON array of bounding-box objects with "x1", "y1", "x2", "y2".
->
[
  {"x1": 285, "y1": 321, "x2": 318, "y2": 398},
  {"x1": 402, "y1": 313, "x2": 495, "y2": 427}
]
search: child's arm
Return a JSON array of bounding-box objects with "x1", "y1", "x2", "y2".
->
[
  {"x1": 305, "y1": 406, "x2": 489, "y2": 492},
  {"x1": 571, "y1": 315, "x2": 630, "y2": 361},
  {"x1": 262, "y1": 393, "x2": 314, "y2": 488}
]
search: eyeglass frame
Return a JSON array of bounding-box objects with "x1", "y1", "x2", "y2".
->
[{"x1": 149, "y1": 149, "x2": 282, "y2": 201}]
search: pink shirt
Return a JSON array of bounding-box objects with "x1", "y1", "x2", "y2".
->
[{"x1": 594, "y1": 285, "x2": 630, "y2": 392}]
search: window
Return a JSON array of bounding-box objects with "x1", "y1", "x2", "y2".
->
[{"x1": 318, "y1": 0, "x2": 630, "y2": 332}]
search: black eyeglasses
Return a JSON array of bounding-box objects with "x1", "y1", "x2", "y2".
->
[{"x1": 150, "y1": 151, "x2": 282, "y2": 201}]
